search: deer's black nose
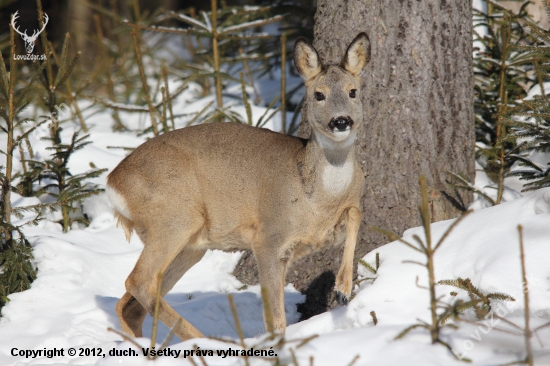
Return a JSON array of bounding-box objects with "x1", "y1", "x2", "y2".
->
[{"x1": 329, "y1": 116, "x2": 354, "y2": 131}]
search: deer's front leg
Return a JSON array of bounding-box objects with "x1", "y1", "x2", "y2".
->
[
  {"x1": 335, "y1": 206, "x2": 361, "y2": 305},
  {"x1": 254, "y1": 245, "x2": 289, "y2": 333}
]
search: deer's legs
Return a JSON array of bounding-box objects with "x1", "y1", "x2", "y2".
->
[
  {"x1": 117, "y1": 291, "x2": 147, "y2": 337},
  {"x1": 335, "y1": 206, "x2": 361, "y2": 305},
  {"x1": 118, "y1": 223, "x2": 206, "y2": 341},
  {"x1": 255, "y1": 246, "x2": 290, "y2": 333}
]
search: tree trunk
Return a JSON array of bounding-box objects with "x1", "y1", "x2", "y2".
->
[{"x1": 234, "y1": 0, "x2": 475, "y2": 320}]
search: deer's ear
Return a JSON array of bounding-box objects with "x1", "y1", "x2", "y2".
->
[
  {"x1": 294, "y1": 37, "x2": 323, "y2": 82},
  {"x1": 341, "y1": 32, "x2": 370, "y2": 77}
]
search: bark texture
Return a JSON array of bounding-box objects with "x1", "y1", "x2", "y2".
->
[{"x1": 234, "y1": 0, "x2": 475, "y2": 320}]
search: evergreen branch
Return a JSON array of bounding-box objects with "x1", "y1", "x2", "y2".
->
[
  {"x1": 438, "y1": 279, "x2": 463, "y2": 288},
  {"x1": 185, "y1": 100, "x2": 215, "y2": 126},
  {"x1": 0, "y1": 108, "x2": 8, "y2": 125},
  {"x1": 80, "y1": 96, "x2": 149, "y2": 112},
  {"x1": 82, "y1": 80, "x2": 189, "y2": 113},
  {"x1": 14, "y1": 119, "x2": 49, "y2": 145},
  {"x1": 217, "y1": 108, "x2": 244, "y2": 124},
  {"x1": 394, "y1": 324, "x2": 427, "y2": 340},
  {"x1": 12, "y1": 202, "x2": 61, "y2": 215},
  {"x1": 358, "y1": 259, "x2": 377, "y2": 275},
  {"x1": 66, "y1": 168, "x2": 108, "y2": 182},
  {"x1": 219, "y1": 14, "x2": 286, "y2": 35},
  {"x1": 533, "y1": 321, "x2": 550, "y2": 333},
  {"x1": 486, "y1": 292, "x2": 515, "y2": 301},
  {"x1": 123, "y1": 21, "x2": 204, "y2": 35},
  {"x1": 168, "y1": 11, "x2": 210, "y2": 31},
  {"x1": 445, "y1": 171, "x2": 496, "y2": 206},
  {"x1": 219, "y1": 33, "x2": 276, "y2": 40},
  {"x1": 221, "y1": 51, "x2": 278, "y2": 63},
  {"x1": 0, "y1": 50, "x2": 9, "y2": 99},
  {"x1": 506, "y1": 155, "x2": 543, "y2": 172},
  {"x1": 55, "y1": 52, "x2": 81, "y2": 88},
  {"x1": 106, "y1": 146, "x2": 136, "y2": 152},
  {"x1": 53, "y1": 33, "x2": 71, "y2": 87},
  {"x1": 15, "y1": 60, "x2": 48, "y2": 107},
  {"x1": 256, "y1": 96, "x2": 280, "y2": 128},
  {"x1": 14, "y1": 105, "x2": 32, "y2": 124}
]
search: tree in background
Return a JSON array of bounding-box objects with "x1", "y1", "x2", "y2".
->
[{"x1": 288, "y1": 0, "x2": 475, "y2": 318}]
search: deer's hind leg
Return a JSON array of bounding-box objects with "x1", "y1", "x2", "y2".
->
[
  {"x1": 117, "y1": 291, "x2": 147, "y2": 338},
  {"x1": 118, "y1": 218, "x2": 207, "y2": 341}
]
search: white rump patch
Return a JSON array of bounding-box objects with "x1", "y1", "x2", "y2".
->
[
  {"x1": 106, "y1": 185, "x2": 132, "y2": 220},
  {"x1": 322, "y1": 160, "x2": 354, "y2": 194}
]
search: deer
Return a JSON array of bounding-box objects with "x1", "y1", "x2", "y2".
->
[
  {"x1": 11, "y1": 11, "x2": 49, "y2": 54},
  {"x1": 106, "y1": 32, "x2": 370, "y2": 341}
]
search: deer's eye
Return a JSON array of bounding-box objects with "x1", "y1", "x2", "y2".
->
[
  {"x1": 349, "y1": 89, "x2": 357, "y2": 98},
  {"x1": 314, "y1": 92, "x2": 325, "y2": 101}
]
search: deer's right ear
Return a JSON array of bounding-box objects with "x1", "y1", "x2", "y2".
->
[
  {"x1": 341, "y1": 32, "x2": 370, "y2": 77},
  {"x1": 294, "y1": 38, "x2": 323, "y2": 82}
]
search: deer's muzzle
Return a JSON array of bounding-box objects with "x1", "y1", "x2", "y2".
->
[{"x1": 328, "y1": 116, "x2": 354, "y2": 131}]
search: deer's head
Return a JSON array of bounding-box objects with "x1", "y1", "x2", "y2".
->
[
  {"x1": 294, "y1": 33, "x2": 370, "y2": 146},
  {"x1": 11, "y1": 11, "x2": 49, "y2": 54}
]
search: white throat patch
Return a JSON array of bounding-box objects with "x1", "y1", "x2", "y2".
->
[{"x1": 322, "y1": 160, "x2": 354, "y2": 194}]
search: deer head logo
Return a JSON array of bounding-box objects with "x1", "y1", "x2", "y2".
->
[{"x1": 11, "y1": 11, "x2": 49, "y2": 54}]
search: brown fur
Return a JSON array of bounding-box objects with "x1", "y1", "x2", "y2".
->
[{"x1": 107, "y1": 33, "x2": 371, "y2": 341}]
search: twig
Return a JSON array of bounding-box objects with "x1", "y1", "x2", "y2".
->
[
  {"x1": 211, "y1": 0, "x2": 223, "y2": 111},
  {"x1": 151, "y1": 272, "x2": 163, "y2": 351},
  {"x1": 131, "y1": 29, "x2": 158, "y2": 135},
  {"x1": 227, "y1": 294, "x2": 249, "y2": 366},
  {"x1": 281, "y1": 32, "x2": 287, "y2": 133},
  {"x1": 370, "y1": 311, "x2": 378, "y2": 325},
  {"x1": 162, "y1": 61, "x2": 176, "y2": 130},
  {"x1": 518, "y1": 225, "x2": 533, "y2": 366}
]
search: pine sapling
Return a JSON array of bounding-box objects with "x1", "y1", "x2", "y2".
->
[
  {"x1": 473, "y1": 2, "x2": 533, "y2": 200},
  {"x1": 438, "y1": 277, "x2": 515, "y2": 324},
  {"x1": 127, "y1": 2, "x2": 284, "y2": 124},
  {"x1": 372, "y1": 176, "x2": 472, "y2": 361},
  {"x1": 504, "y1": 0, "x2": 550, "y2": 192},
  {"x1": 39, "y1": 131, "x2": 107, "y2": 232},
  {"x1": 0, "y1": 20, "x2": 50, "y2": 313}
]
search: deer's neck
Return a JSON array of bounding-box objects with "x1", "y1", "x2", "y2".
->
[{"x1": 301, "y1": 130, "x2": 357, "y2": 196}]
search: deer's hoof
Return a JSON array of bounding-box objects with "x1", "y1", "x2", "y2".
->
[{"x1": 335, "y1": 291, "x2": 349, "y2": 306}]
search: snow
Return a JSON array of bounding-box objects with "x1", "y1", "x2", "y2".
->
[
  {"x1": 3, "y1": 103, "x2": 550, "y2": 365},
  {"x1": 4, "y1": 174, "x2": 550, "y2": 365}
]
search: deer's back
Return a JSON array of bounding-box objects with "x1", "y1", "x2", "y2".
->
[
  {"x1": 109, "y1": 123, "x2": 306, "y2": 186},
  {"x1": 107, "y1": 123, "x2": 310, "y2": 248}
]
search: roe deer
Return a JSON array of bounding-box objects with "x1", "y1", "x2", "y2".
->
[{"x1": 107, "y1": 32, "x2": 370, "y2": 341}]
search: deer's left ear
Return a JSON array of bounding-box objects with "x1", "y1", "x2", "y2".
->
[
  {"x1": 341, "y1": 32, "x2": 370, "y2": 77},
  {"x1": 294, "y1": 37, "x2": 323, "y2": 82}
]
